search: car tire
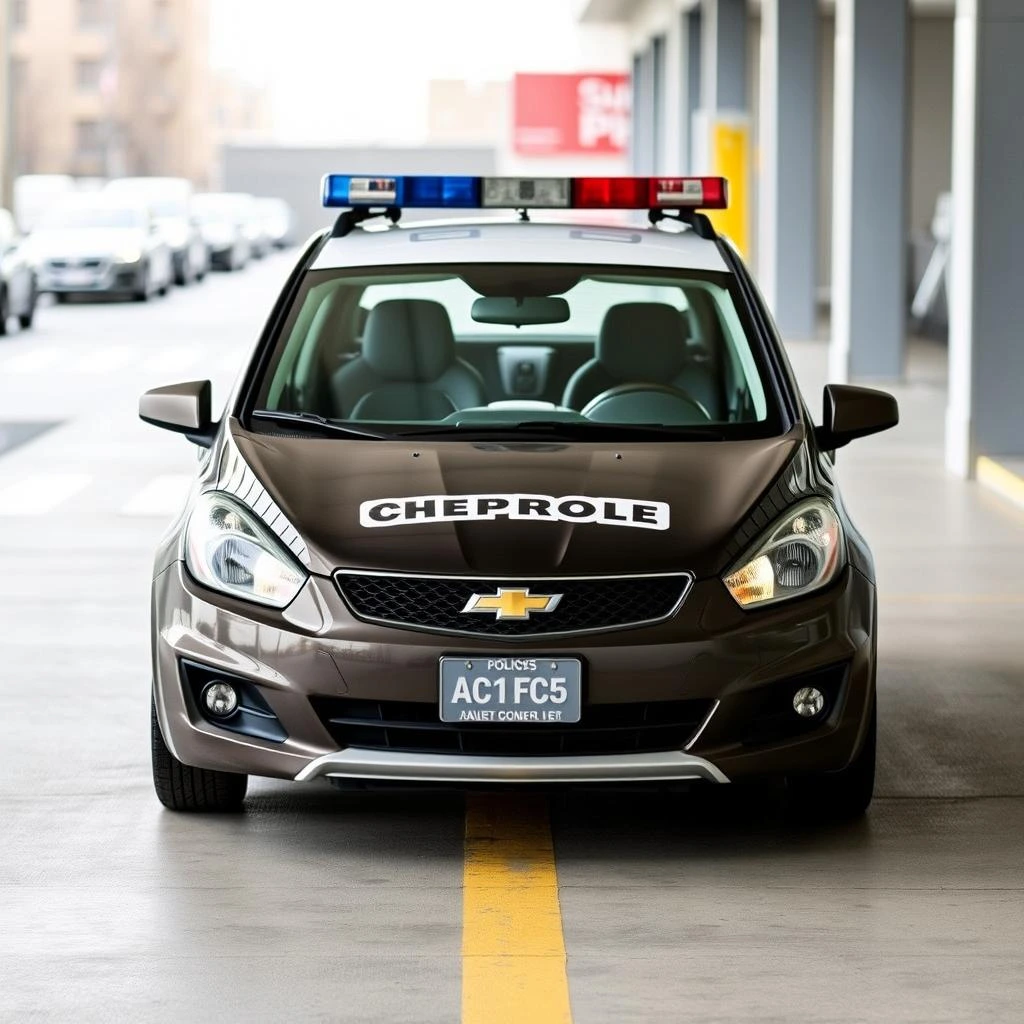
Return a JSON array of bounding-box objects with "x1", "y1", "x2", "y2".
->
[
  {"x1": 786, "y1": 698, "x2": 876, "y2": 822},
  {"x1": 133, "y1": 263, "x2": 151, "y2": 302},
  {"x1": 19, "y1": 282, "x2": 37, "y2": 330},
  {"x1": 151, "y1": 698, "x2": 248, "y2": 812}
]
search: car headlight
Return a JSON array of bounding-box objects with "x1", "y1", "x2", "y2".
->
[
  {"x1": 723, "y1": 498, "x2": 844, "y2": 609},
  {"x1": 115, "y1": 247, "x2": 143, "y2": 264},
  {"x1": 184, "y1": 492, "x2": 307, "y2": 608}
]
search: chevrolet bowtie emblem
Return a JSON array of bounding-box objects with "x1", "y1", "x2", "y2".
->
[{"x1": 462, "y1": 587, "x2": 563, "y2": 621}]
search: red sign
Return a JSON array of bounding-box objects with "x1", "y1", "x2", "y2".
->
[{"x1": 514, "y1": 73, "x2": 630, "y2": 156}]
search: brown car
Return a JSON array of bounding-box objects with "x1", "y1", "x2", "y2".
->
[{"x1": 141, "y1": 175, "x2": 898, "y2": 819}]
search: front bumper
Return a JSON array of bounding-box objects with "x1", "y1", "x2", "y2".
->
[
  {"x1": 152, "y1": 562, "x2": 876, "y2": 787},
  {"x1": 296, "y1": 747, "x2": 729, "y2": 785},
  {"x1": 38, "y1": 261, "x2": 141, "y2": 293}
]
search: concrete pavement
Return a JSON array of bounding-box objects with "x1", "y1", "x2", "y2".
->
[{"x1": 1, "y1": 254, "x2": 1022, "y2": 1022}]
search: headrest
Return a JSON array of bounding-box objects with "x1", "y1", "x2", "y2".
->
[
  {"x1": 362, "y1": 299, "x2": 456, "y2": 382},
  {"x1": 597, "y1": 302, "x2": 690, "y2": 381},
  {"x1": 350, "y1": 384, "x2": 457, "y2": 422}
]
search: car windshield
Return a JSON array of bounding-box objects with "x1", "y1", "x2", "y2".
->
[
  {"x1": 251, "y1": 262, "x2": 781, "y2": 441},
  {"x1": 38, "y1": 205, "x2": 142, "y2": 230}
]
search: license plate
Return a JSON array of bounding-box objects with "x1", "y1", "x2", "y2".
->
[
  {"x1": 60, "y1": 270, "x2": 96, "y2": 286},
  {"x1": 439, "y1": 657, "x2": 582, "y2": 724}
]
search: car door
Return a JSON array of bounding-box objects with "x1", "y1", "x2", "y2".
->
[{"x1": 0, "y1": 210, "x2": 30, "y2": 315}]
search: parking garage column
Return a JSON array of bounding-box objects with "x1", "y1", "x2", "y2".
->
[
  {"x1": 945, "y1": 0, "x2": 1024, "y2": 477},
  {"x1": 828, "y1": 0, "x2": 908, "y2": 382},
  {"x1": 632, "y1": 46, "x2": 655, "y2": 174},
  {"x1": 758, "y1": 0, "x2": 818, "y2": 340},
  {"x1": 697, "y1": 0, "x2": 749, "y2": 253}
]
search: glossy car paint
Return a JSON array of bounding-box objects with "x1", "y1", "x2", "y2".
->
[{"x1": 148, "y1": 222, "x2": 883, "y2": 789}]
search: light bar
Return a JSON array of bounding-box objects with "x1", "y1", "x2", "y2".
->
[{"x1": 321, "y1": 175, "x2": 728, "y2": 211}]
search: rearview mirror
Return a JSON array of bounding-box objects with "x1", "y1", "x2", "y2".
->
[
  {"x1": 471, "y1": 296, "x2": 570, "y2": 327},
  {"x1": 139, "y1": 380, "x2": 216, "y2": 447},
  {"x1": 816, "y1": 384, "x2": 899, "y2": 450}
]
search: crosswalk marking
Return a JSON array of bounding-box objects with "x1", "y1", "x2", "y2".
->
[
  {"x1": 0, "y1": 473, "x2": 92, "y2": 515},
  {"x1": 119, "y1": 474, "x2": 193, "y2": 517}
]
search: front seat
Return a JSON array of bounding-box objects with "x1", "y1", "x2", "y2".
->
[
  {"x1": 332, "y1": 299, "x2": 485, "y2": 420},
  {"x1": 562, "y1": 301, "x2": 720, "y2": 417}
]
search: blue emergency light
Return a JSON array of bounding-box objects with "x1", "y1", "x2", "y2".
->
[{"x1": 321, "y1": 175, "x2": 729, "y2": 211}]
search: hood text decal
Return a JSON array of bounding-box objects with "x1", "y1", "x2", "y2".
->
[{"x1": 359, "y1": 493, "x2": 669, "y2": 531}]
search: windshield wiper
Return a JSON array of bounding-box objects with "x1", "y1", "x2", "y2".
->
[
  {"x1": 250, "y1": 410, "x2": 394, "y2": 440},
  {"x1": 394, "y1": 421, "x2": 727, "y2": 441}
]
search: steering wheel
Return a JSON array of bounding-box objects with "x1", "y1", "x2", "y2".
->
[{"x1": 581, "y1": 382, "x2": 712, "y2": 424}]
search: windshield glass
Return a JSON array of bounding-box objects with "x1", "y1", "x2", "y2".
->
[
  {"x1": 251, "y1": 262, "x2": 780, "y2": 441},
  {"x1": 38, "y1": 205, "x2": 143, "y2": 230}
]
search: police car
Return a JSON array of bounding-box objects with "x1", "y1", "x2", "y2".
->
[{"x1": 141, "y1": 174, "x2": 898, "y2": 818}]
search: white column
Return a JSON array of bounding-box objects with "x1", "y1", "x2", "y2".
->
[
  {"x1": 945, "y1": 0, "x2": 1024, "y2": 476},
  {"x1": 829, "y1": 0, "x2": 908, "y2": 382},
  {"x1": 758, "y1": 0, "x2": 818, "y2": 339}
]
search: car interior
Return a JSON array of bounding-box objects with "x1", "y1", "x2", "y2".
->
[{"x1": 259, "y1": 266, "x2": 769, "y2": 428}]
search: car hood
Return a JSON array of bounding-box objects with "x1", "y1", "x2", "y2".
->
[
  {"x1": 228, "y1": 424, "x2": 805, "y2": 578},
  {"x1": 25, "y1": 228, "x2": 145, "y2": 258}
]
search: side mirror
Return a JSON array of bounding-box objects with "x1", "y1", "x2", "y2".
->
[
  {"x1": 139, "y1": 380, "x2": 216, "y2": 447},
  {"x1": 816, "y1": 384, "x2": 899, "y2": 451}
]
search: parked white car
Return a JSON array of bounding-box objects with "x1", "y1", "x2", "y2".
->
[
  {"x1": 104, "y1": 177, "x2": 210, "y2": 286},
  {"x1": 0, "y1": 208, "x2": 38, "y2": 334},
  {"x1": 255, "y1": 197, "x2": 295, "y2": 249},
  {"x1": 25, "y1": 195, "x2": 174, "y2": 302},
  {"x1": 191, "y1": 193, "x2": 252, "y2": 271},
  {"x1": 12, "y1": 174, "x2": 76, "y2": 233}
]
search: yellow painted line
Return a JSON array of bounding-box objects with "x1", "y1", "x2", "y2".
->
[
  {"x1": 462, "y1": 793, "x2": 572, "y2": 1024},
  {"x1": 977, "y1": 455, "x2": 1024, "y2": 511}
]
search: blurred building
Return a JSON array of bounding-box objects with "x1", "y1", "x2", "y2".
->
[
  {"x1": 213, "y1": 70, "x2": 273, "y2": 147},
  {"x1": 0, "y1": 0, "x2": 12, "y2": 207},
  {"x1": 427, "y1": 80, "x2": 509, "y2": 147},
  {"x1": 8, "y1": 0, "x2": 215, "y2": 185},
  {"x1": 426, "y1": 73, "x2": 630, "y2": 180}
]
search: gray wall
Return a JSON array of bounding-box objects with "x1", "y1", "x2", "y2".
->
[
  {"x1": 909, "y1": 16, "x2": 954, "y2": 235},
  {"x1": 814, "y1": 12, "x2": 953, "y2": 298},
  {"x1": 220, "y1": 146, "x2": 499, "y2": 242}
]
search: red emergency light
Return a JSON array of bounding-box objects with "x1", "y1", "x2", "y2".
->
[{"x1": 573, "y1": 176, "x2": 729, "y2": 210}]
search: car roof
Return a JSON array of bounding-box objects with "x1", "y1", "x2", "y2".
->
[{"x1": 310, "y1": 218, "x2": 730, "y2": 273}]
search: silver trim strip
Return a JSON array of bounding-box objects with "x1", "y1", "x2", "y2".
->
[
  {"x1": 333, "y1": 568, "x2": 695, "y2": 640},
  {"x1": 295, "y1": 747, "x2": 729, "y2": 785},
  {"x1": 684, "y1": 699, "x2": 720, "y2": 751}
]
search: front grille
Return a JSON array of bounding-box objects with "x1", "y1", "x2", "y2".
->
[
  {"x1": 335, "y1": 572, "x2": 692, "y2": 637},
  {"x1": 46, "y1": 258, "x2": 106, "y2": 272},
  {"x1": 311, "y1": 695, "x2": 714, "y2": 756}
]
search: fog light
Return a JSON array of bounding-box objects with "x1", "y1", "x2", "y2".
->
[
  {"x1": 793, "y1": 686, "x2": 825, "y2": 718},
  {"x1": 203, "y1": 681, "x2": 238, "y2": 717}
]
